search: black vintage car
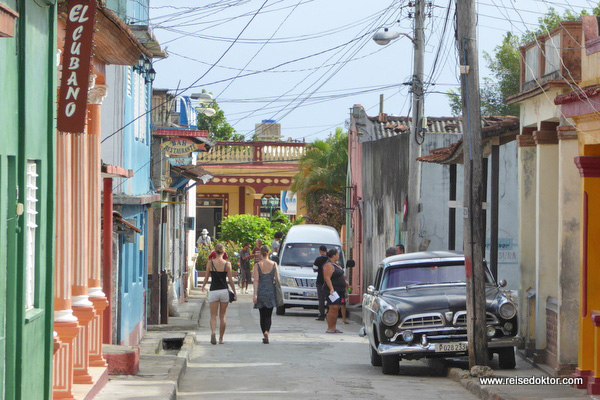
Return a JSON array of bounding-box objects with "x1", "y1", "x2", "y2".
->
[{"x1": 360, "y1": 251, "x2": 522, "y2": 375}]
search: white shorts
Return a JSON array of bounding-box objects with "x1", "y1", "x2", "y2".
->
[{"x1": 208, "y1": 289, "x2": 229, "y2": 303}]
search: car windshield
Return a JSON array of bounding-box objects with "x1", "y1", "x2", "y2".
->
[
  {"x1": 381, "y1": 261, "x2": 493, "y2": 290},
  {"x1": 280, "y1": 243, "x2": 344, "y2": 267}
]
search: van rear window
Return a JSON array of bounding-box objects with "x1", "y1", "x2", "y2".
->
[{"x1": 280, "y1": 243, "x2": 344, "y2": 267}]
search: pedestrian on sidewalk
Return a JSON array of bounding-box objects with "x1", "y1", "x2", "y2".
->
[
  {"x1": 253, "y1": 245, "x2": 280, "y2": 344},
  {"x1": 323, "y1": 248, "x2": 345, "y2": 334},
  {"x1": 239, "y1": 242, "x2": 252, "y2": 294},
  {"x1": 271, "y1": 231, "x2": 283, "y2": 254},
  {"x1": 253, "y1": 239, "x2": 263, "y2": 265},
  {"x1": 312, "y1": 245, "x2": 328, "y2": 321},
  {"x1": 200, "y1": 243, "x2": 237, "y2": 345}
]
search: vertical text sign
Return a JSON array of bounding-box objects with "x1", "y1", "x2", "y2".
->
[{"x1": 57, "y1": 0, "x2": 96, "y2": 133}]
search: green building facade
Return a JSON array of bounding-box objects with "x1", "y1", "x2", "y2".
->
[{"x1": 0, "y1": 0, "x2": 57, "y2": 399}]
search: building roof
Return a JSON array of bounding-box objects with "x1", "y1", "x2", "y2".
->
[
  {"x1": 554, "y1": 84, "x2": 600, "y2": 105},
  {"x1": 171, "y1": 164, "x2": 214, "y2": 184},
  {"x1": 417, "y1": 116, "x2": 519, "y2": 165},
  {"x1": 364, "y1": 114, "x2": 463, "y2": 141}
]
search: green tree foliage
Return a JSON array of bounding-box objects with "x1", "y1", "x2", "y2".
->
[
  {"x1": 291, "y1": 127, "x2": 348, "y2": 210},
  {"x1": 447, "y1": 6, "x2": 600, "y2": 116},
  {"x1": 219, "y1": 214, "x2": 273, "y2": 247},
  {"x1": 269, "y1": 210, "x2": 304, "y2": 237},
  {"x1": 196, "y1": 90, "x2": 244, "y2": 142}
]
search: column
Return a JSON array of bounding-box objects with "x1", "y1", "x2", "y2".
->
[
  {"x1": 556, "y1": 126, "x2": 580, "y2": 373},
  {"x1": 53, "y1": 132, "x2": 79, "y2": 400},
  {"x1": 87, "y1": 85, "x2": 109, "y2": 366},
  {"x1": 71, "y1": 130, "x2": 95, "y2": 384},
  {"x1": 533, "y1": 128, "x2": 559, "y2": 360},
  {"x1": 574, "y1": 152, "x2": 600, "y2": 388},
  {"x1": 517, "y1": 132, "x2": 537, "y2": 356}
]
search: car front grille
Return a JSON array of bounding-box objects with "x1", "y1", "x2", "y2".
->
[
  {"x1": 295, "y1": 278, "x2": 317, "y2": 288},
  {"x1": 454, "y1": 311, "x2": 498, "y2": 326},
  {"x1": 400, "y1": 313, "x2": 445, "y2": 329}
]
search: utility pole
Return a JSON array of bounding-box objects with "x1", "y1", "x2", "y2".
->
[
  {"x1": 456, "y1": 0, "x2": 488, "y2": 368},
  {"x1": 406, "y1": 0, "x2": 425, "y2": 253}
]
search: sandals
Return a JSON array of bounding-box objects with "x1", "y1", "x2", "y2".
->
[
  {"x1": 262, "y1": 337, "x2": 269, "y2": 344},
  {"x1": 326, "y1": 329, "x2": 343, "y2": 334},
  {"x1": 210, "y1": 333, "x2": 217, "y2": 345}
]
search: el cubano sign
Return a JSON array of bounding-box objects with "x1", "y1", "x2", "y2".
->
[
  {"x1": 161, "y1": 137, "x2": 207, "y2": 156},
  {"x1": 57, "y1": 0, "x2": 96, "y2": 134}
]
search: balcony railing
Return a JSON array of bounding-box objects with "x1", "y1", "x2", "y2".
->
[
  {"x1": 198, "y1": 141, "x2": 306, "y2": 165},
  {"x1": 520, "y1": 21, "x2": 582, "y2": 92}
]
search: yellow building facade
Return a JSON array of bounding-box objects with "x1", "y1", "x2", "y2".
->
[
  {"x1": 554, "y1": 16, "x2": 600, "y2": 394},
  {"x1": 194, "y1": 141, "x2": 306, "y2": 238}
]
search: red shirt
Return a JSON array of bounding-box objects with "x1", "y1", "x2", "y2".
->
[{"x1": 208, "y1": 251, "x2": 229, "y2": 260}]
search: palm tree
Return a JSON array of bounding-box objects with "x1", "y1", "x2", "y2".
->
[{"x1": 292, "y1": 128, "x2": 348, "y2": 211}]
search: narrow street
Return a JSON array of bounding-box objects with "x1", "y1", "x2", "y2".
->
[{"x1": 177, "y1": 293, "x2": 477, "y2": 399}]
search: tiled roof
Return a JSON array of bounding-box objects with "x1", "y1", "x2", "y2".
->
[
  {"x1": 554, "y1": 84, "x2": 600, "y2": 105},
  {"x1": 417, "y1": 116, "x2": 519, "y2": 165},
  {"x1": 366, "y1": 115, "x2": 463, "y2": 140}
]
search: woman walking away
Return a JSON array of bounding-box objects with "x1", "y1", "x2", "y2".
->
[
  {"x1": 323, "y1": 248, "x2": 346, "y2": 334},
  {"x1": 201, "y1": 243, "x2": 237, "y2": 344},
  {"x1": 253, "y1": 245, "x2": 280, "y2": 344}
]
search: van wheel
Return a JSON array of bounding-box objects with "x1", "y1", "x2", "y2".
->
[
  {"x1": 497, "y1": 347, "x2": 516, "y2": 369},
  {"x1": 381, "y1": 354, "x2": 400, "y2": 375},
  {"x1": 276, "y1": 306, "x2": 286, "y2": 316},
  {"x1": 370, "y1": 344, "x2": 382, "y2": 367}
]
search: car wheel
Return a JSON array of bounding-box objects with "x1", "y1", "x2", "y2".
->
[
  {"x1": 381, "y1": 354, "x2": 400, "y2": 375},
  {"x1": 497, "y1": 347, "x2": 516, "y2": 369},
  {"x1": 370, "y1": 344, "x2": 382, "y2": 367},
  {"x1": 275, "y1": 306, "x2": 286, "y2": 316}
]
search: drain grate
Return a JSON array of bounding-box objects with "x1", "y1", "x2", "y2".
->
[{"x1": 162, "y1": 337, "x2": 184, "y2": 351}]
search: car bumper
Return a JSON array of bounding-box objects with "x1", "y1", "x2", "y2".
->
[
  {"x1": 377, "y1": 336, "x2": 523, "y2": 356},
  {"x1": 281, "y1": 287, "x2": 318, "y2": 307}
]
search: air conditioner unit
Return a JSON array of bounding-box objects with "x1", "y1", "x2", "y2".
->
[{"x1": 184, "y1": 217, "x2": 195, "y2": 231}]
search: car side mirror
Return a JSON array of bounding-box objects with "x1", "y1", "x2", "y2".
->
[
  {"x1": 346, "y1": 260, "x2": 355, "y2": 268},
  {"x1": 367, "y1": 285, "x2": 375, "y2": 295},
  {"x1": 499, "y1": 279, "x2": 507, "y2": 288}
]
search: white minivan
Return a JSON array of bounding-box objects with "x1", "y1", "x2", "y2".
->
[{"x1": 274, "y1": 224, "x2": 353, "y2": 315}]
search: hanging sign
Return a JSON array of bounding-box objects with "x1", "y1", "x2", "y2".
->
[
  {"x1": 161, "y1": 137, "x2": 198, "y2": 155},
  {"x1": 280, "y1": 190, "x2": 297, "y2": 215},
  {"x1": 168, "y1": 157, "x2": 193, "y2": 166},
  {"x1": 57, "y1": 0, "x2": 96, "y2": 134}
]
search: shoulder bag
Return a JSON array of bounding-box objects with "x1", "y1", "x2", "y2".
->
[
  {"x1": 211, "y1": 260, "x2": 236, "y2": 302},
  {"x1": 273, "y1": 263, "x2": 284, "y2": 307}
]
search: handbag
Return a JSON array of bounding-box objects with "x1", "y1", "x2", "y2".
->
[
  {"x1": 274, "y1": 264, "x2": 284, "y2": 307},
  {"x1": 211, "y1": 260, "x2": 236, "y2": 303}
]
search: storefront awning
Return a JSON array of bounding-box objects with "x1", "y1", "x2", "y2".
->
[{"x1": 171, "y1": 164, "x2": 214, "y2": 184}]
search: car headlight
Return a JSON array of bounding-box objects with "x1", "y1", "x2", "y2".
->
[
  {"x1": 382, "y1": 309, "x2": 399, "y2": 326},
  {"x1": 280, "y1": 277, "x2": 297, "y2": 287},
  {"x1": 499, "y1": 301, "x2": 516, "y2": 319}
]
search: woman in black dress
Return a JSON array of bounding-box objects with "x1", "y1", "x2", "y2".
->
[{"x1": 323, "y1": 248, "x2": 347, "y2": 333}]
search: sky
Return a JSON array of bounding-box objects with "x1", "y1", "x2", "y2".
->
[{"x1": 148, "y1": 0, "x2": 597, "y2": 142}]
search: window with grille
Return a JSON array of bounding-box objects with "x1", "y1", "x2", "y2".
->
[{"x1": 25, "y1": 160, "x2": 39, "y2": 310}]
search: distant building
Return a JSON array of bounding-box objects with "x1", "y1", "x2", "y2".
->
[{"x1": 255, "y1": 120, "x2": 282, "y2": 141}]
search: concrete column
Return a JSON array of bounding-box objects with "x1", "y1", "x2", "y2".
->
[
  {"x1": 71, "y1": 131, "x2": 95, "y2": 384},
  {"x1": 533, "y1": 129, "x2": 559, "y2": 356},
  {"x1": 556, "y1": 126, "x2": 580, "y2": 373},
  {"x1": 87, "y1": 85, "x2": 109, "y2": 367},
  {"x1": 53, "y1": 132, "x2": 79, "y2": 400},
  {"x1": 517, "y1": 134, "x2": 537, "y2": 355}
]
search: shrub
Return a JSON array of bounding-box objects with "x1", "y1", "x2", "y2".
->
[{"x1": 219, "y1": 214, "x2": 274, "y2": 247}]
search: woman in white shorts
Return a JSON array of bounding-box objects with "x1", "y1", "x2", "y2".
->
[{"x1": 201, "y1": 243, "x2": 237, "y2": 344}]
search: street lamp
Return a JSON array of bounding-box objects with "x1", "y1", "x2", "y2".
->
[
  {"x1": 372, "y1": 28, "x2": 415, "y2": 46},
  {"x1": 261, "y1": 196, "x2": 280, "y2": 220},
  {"x1": 192, "y1": 92, "x2": 216, "y2": 117}
]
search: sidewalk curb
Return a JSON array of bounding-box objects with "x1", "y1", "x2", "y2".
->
[{"x1": 448, "y1": 368, "x2": 519, "y2": 400}]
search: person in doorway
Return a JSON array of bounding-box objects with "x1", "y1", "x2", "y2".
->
[
  {"x1": 239, "y1": 242, "x2": 253, "y2": 294},
  {"x1": 386, "y1": 247, "x2": 396, "y2": 257},
  {"x1": 323, "y1": 248, "x2": 346, "y2": 334},
  {"x1": 200, "y1": 243, "x2": 237, "y2": 345},
  {"x1": 312, "y1": 245, "x2": 328, "y2": 321},
  {"x1": 253, "y1": 245, "x2": 280, "y2": 344},
  {"x1": 197, "y1": 229, "x2": 212, "y2": 251},
  {"x1": 396, "y1": 244, "x2": 405, "y2": 255},
  {"x1": 271, "y1": 231, "x2": 283, "y2": 254}
]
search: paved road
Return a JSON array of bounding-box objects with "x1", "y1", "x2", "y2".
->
[{"x1": 178, "y1": 292, "x2": 477, "y2": 400}]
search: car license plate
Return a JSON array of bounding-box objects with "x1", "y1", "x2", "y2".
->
[
  {"x1": 434, "y1": 342, "x2": 467, "y2": 353},
  {"x1": 303, "y1": 291, "x2": 317, "y2": 298}
]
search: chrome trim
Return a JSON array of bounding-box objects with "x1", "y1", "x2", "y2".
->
[
  {"x1": 377, "y1": 336, "x2": 522, "y2": 356},
  {"x1": 295, "y1": 278, "x2": 317, "y2": 288},
  {"x1": 498, "y1": 299, "x2": 517, "y2": 319},
  {"x1": 400, "y1": 313, "x2": 444, "y2": 329},
  {"x1": 453, "y1": 311, "x2": 499, "y2": 326}
]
